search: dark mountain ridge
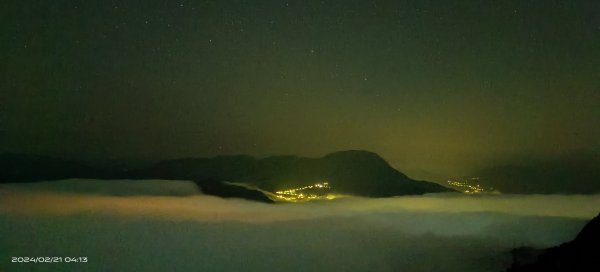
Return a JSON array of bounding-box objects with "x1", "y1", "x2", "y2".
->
[
  {"x1": 475, "y1": 152, "x2": 600, "y2": 194},
  {"x1": 134, "y1": 150, "x2": 452, "y2": 197},
  {"x1": 508, "y1": 213, "x2": 600, "y2": 271},
  {"x1": 0, "y1": 153, "x2": 103, "y2": 182},
  {"x1": 1, "y1": 150, "x2": 452, "y2": 199}
]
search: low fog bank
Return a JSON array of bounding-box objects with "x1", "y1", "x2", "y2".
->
[
  {"x1": 1, "y1": 179, "x2": 598, "y2": 220},
  {"x1": 1, "y1": 179, "x2": 598, "y2": 272}
]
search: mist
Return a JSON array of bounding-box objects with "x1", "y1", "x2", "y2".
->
[{"x1": 1, "y1": 179, "x2": 598, "y2": 272}]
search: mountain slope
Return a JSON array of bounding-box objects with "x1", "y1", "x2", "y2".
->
[
  {"x1": 508, "y1": 213, "x2": 600, "y2": 271},
  {"x1": 136, "y1": 150, "x2": 452, "y2": 197},
  {"x1": 0, "y1": 153, "x2": 101, "y2": 183},
  {"x1": 475, "y1": 153, "x2": 600, "y2": 194},
  {"x1": 0, "y1": 150, "x2": 453, "y2": 199}
]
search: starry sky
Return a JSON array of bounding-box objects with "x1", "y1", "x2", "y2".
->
[{"x1": 1, "y1": 0, "x2": 599, "y2": 181}]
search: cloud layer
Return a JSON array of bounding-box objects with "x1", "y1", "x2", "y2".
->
[{"x1": 1, "y1": 179, "x2": 598, "y2": 272}]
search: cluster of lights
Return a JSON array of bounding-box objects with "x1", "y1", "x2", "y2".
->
[
  {"x1": 446, "y1": 178, "x2": 488, "y2": 194},
  {"x1": 274, "y1": 182, "x2": 336, "y2": 202},
  {"x1": 275, "y1": 182, "x2": 330, "y2": 194}
]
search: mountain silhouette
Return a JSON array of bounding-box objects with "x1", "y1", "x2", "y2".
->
[
  {"x1": 508, "y1": 213, "x2": 600, "y2": 271},
  {"x1": 0, "y1": 153, "x2": 102, "y2": 182},
  {"x1": 475, "y1": 152, "x2": 599, "y2": 194},
  {"x1": 134, "y1": 150, "x2": 452, "y2": 197},
  {"x1": 1, "y1": 150, "x2": 452, "y2": 200},
  {"x1": 197, "y1": 179, "x2": 274, "y2": 203}
]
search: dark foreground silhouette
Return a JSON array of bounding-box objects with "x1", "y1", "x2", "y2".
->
[{"x1": 508, "y1": 213, "x2": 600, "y2": 271}]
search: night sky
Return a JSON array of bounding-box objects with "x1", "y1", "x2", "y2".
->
[{"x1": 1, "y1": 0, "x2": 599, "y2": 180}]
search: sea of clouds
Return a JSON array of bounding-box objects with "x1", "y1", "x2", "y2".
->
[{"x1": 1, "y1": 179, "x2": 599, "y2": 272}]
